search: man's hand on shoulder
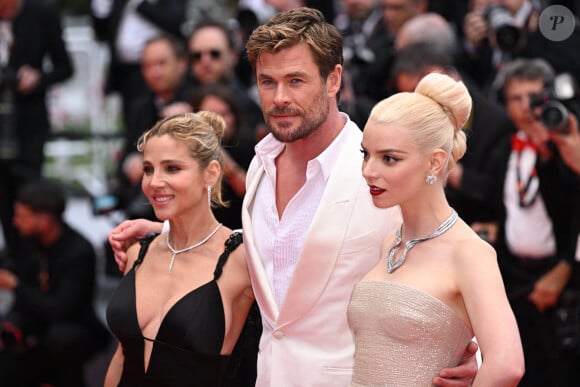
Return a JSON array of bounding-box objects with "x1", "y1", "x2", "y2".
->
[{"x1": 108, "y1": 219, "x2": 163, "y2": 272}]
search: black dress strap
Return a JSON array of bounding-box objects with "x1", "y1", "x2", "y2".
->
[
  {"x1": 213, "y1": 232, "x2": 243, "y2": 280},
  {"x1": 132, "y1": 233, "x2": 158, "y2": 270}
]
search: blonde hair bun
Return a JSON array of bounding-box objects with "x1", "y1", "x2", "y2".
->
[{"x1": 414, "y1": 72, "x2": 472, "y2": 132}]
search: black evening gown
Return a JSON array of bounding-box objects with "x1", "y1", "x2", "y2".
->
[{"x1": 107, "y1": 232, "x2": 260, "y2": 387}]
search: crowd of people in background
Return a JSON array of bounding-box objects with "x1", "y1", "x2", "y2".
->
[{"x1": 0, "y1": 0, "x2": 579, "y2": 386}]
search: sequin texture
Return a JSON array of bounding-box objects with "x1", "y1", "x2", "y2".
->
[{"x1": 347, "y1": 281, "x2": 472, "y2": 386}]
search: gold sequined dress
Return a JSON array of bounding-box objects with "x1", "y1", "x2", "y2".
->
[{"x1": 347, "y1": 281, "x2": 472, "y2": 387}]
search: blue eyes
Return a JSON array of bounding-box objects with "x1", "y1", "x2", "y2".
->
[{"x1": 260, "y1": 78, "x2": 304, "y2": 87}]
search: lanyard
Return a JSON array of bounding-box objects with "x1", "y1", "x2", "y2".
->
[{"x1": 512, "y1": 134, "x2": 539, "y2": 208}]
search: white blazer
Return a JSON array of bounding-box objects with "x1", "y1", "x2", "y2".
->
[{"x1": 242, "y1": 120, "x2": 401, "y2": 387}]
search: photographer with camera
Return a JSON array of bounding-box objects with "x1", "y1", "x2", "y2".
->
[
  {"x1": 348, "y1": 0, "x2": 429, "y2": 102},
  {"x1": 528, "y1": 72, "x2": 580, "y2": 174},
  {"x1": 473, "y1": 57, "x2": 580, "y2": 386},
  {"x1": 333, "y1": 0, "x2": 389, "y2": 127},
  {"x1": 539, "y1": 72, "x2": 580, "y2": 176},
  {"x1": 0, "y1": 0, "x2": 73, "y2": 260},
  {"x1": 333, "y1": 0, "x2": 387, "y2": 98},
  {"x1": 458, "y1": 0, "x2": 580, "y2": 98}
]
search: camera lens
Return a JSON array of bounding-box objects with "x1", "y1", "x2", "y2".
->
[
  {"x1": 541, "y1": 101, "x2": 569, "y2": 133},
  {"x1": 484, "y1": 5, "x2": 523, "y2": 53},
  {"x1": 495, "y1": 25, "x2": 522, "y2": 52}
]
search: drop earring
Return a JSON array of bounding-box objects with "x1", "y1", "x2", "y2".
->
[
  {"x1": 425, "y1": 174, "x2": 437, "y2": 185},
  {"x1": 207, "y1": 185, "x2": 212, "y2": 207}
]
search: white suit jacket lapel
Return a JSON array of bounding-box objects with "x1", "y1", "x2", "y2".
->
[{"x1": 242, "y1": 163, "x2": 280, "y2": 324}]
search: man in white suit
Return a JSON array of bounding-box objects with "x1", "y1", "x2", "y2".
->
[
  {"x1": 241, "y1": 8, "x2": 476, "y2": 386},
  {"x1": 108, "y1": 7, "x2": 478, "y2": 386}
]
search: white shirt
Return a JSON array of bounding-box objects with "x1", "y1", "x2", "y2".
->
[
  {"x1": 251, "y1": 115, "x2": 351, "y2": 306},
  {"x1": 0, "y1": 21, "x2": 12, "y2": 66},
  {"x1": 504, "y1": 134, "x2": 556, "y2": 258},
  {"x1": 115, "y1": 0, "x2": 162, "y2": 63}
]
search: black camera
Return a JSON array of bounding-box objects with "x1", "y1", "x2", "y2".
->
[
  {"x1": 529, "y1": 73, "x2": 580, "y2": 134},
  {"x1": 483, "y1": 4, "x2": 524, "y2": 53}
]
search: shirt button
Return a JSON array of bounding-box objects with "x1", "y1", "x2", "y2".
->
[{"x1": 273, "y1": 330, "x2": 284, "y2": 339}]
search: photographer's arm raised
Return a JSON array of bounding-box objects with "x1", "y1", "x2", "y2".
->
[{"x1": 550, "y1": 114, "x2": 580, "y2": 175}]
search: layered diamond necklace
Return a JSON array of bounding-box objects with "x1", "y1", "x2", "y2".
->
[
  {"x1": 166, "y1": 223, "x2": 223, "y2": 274},
  {"x1": 387, "y1": 210, "x2": 458, "y2": 273}
]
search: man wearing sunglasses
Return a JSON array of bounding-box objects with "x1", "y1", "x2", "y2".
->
[{"x1": 186, "y1": 18, "x2": 264, "y2": 140}]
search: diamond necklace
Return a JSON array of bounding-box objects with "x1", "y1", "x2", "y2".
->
[
  {"x1": 166, "y1": 223, "x2": 223, "y2": 274},
  {"x1": 387, "y1": 210, "x2": 458, "y2": 273}
]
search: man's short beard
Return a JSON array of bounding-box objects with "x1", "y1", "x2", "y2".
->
[
  {"x1": 268, "y1": 114, "x2": 325, "y2": 143},
  {"x1": 267, "y1": 89, "x2": 330, "y2": 143}
]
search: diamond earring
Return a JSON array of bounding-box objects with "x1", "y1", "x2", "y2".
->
[
  {"x1": 207, "y1": 185, "x2": 212, "y2": 207},
  {"x1": 425, "y1": 174, "x2": 437, "y2": 185}
]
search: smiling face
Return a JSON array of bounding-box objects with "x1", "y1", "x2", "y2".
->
[
  {"x1": 141, "y1": 134, "x2": 208, "y2": 222},
  {"x1": 361, "y1": 120, "x2": 429, "y2": 209},
  {"x1": 256, "y1": 43, "x2": 335, "y2": 143}
]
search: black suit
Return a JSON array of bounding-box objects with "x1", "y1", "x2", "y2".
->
[
  {"x1": 338, "y1": 9, "x2": 394, "y2": 102},
  {"x1": 90, "y1": 0, "x2": 188, "y2": 130},
  {"x1": 124, "y1": 80, "x2": 193, "y2": 160},
  {"x1": 446, "y1": 77, "x2": 513, "y2": 225},
  {"x1": 0, "y1": 223, "x2": 110, "y2": 386},
  {"x1": 0, "y1": 0, "x2": 73, "y2": 255}
]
